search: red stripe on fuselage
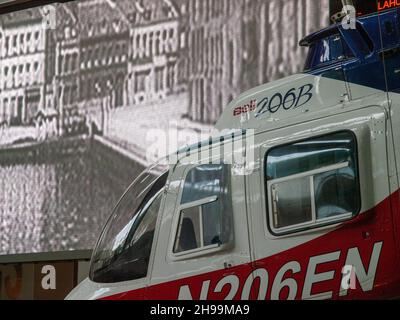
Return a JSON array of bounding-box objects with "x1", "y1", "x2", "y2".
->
[{"x1": 101, "y1": 190, "x2": 400, "y2": 300}]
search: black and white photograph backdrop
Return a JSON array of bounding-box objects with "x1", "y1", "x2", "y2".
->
[{"x1": 0, "y1": 0, "x2": 329, "y2": 255}]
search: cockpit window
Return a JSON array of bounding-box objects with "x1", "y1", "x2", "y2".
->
[
  {"x1": 304, "y1": 34, "x2": 353, "y2": 71},
  {"x1": 265, "y1": 131, "x2": 360, "y2": 235},
  {"x1": 173, "y1": 164, "x2": 233, "y2": 255},
  {"x1": 90, "y1": 169, "x2": 168, "y2": 283}
]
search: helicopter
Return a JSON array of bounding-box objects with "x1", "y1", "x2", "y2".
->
[{"x1": 67, "y1": 2, "x2": 400, "y2": 300}]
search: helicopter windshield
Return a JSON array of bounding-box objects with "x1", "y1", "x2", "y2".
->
[{"x1": 89, "y1": 162, "x2": 168, "y2": 283}]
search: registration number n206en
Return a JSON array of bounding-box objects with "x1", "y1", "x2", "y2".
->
[{"x1": 178, "y1": 242, "x2": 383, "y2": 300}]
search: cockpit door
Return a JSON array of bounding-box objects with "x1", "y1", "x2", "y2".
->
[
  {"x1": 378, "y1": 6, "x2": 400, "y2": 258},
  {"x1": 246, "y1": 106, "x2": 397, "y2": 299},
  {"x1": 147, "y1": 148, "x2": 253, "y2": 300}
]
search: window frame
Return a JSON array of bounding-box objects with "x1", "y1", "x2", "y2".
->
[
  {"x1": 264, "y1": 130, "x2": 361, "y2": 237},
  {"x1": 173, "y1": 195, "x2": 220, "y2": 257},
  {"x1": 169, "y1": 164, "x2": 233, "y2": 261}
]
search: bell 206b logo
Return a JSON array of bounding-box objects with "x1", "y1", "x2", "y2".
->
[
  {"x1": 233, "y1": 100, "x2": 257, "y2": 117},
  {"x1": 178, "y1": 241, "x2": 383, "y2": 300},
  {"x1": 253, "y1": 83, "x2": 314, "y2": 118}
]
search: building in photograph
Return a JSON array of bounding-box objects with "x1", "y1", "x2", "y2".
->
[
  {"x1": 117, "y1": 0, "x2": 182, "y2": 107},
  {"x1": 0, "y1": 8, "x2": 51, "y2": 126},
  {"x1": 53, "y1": 3, "x2": 80, "y2": 135},
  {"x1": 77, "y1": 0, "x2": 130, "y2": 131},
  {"x1": 185, "y1": 0, "x2": 329, "y2": 124}
]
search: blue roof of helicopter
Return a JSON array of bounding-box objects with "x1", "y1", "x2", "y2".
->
[{"x1": 299, "y1": 7, "x2": 399, "y2": 48}]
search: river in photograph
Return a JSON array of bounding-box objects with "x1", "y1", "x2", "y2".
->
[{"x1": 0, "y1": 138, "x2": 144, "y2": 255}]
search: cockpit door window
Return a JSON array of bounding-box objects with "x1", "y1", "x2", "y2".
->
[
  {"x1": 304, "y1": 33, "x2": 353, "y2": 71},
  {"x1": 172, "y1": 164, "x2": 233, "y2": 258}
]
